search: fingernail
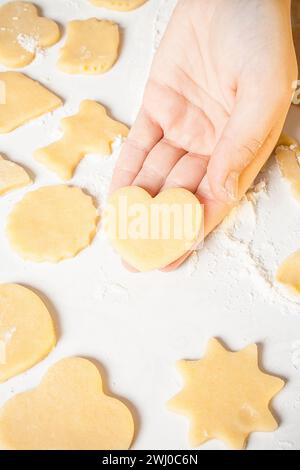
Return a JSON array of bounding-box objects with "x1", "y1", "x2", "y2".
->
[{"x1": 224, "y1": 171, "x2": 239, "y2": 202}]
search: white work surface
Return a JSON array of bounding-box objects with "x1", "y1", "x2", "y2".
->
[{"x1": 0, "y1": 0, "x2": 300, "y2": 451}]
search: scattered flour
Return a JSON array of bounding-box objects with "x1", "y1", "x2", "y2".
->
[
  {"x1": 94, "y1": 268, "x2": 129, "y2": 303},
  {"x1": 291, "y1": 340, "x2": 300, "y2": 369},
  {"x1": 17, "y1": 33, "x2": 46, "y2": 57}
]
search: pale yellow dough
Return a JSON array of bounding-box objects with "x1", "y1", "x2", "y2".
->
[
  {"x1": 0, "y1": 72, "x2": 62, "y2": 134},
  {"x1": 276, "y1": 135, "x2": 300, "y2": 200},
  {"x1": 90, "y1": 0, "x2": 148, "y2": 11},
  {"x1": 168, "y1": 338, "x2": 284, "y2": 450},
  {"x1": 0, "y1": 1, "x2": 60, "y2": 68},
  {"x1": 7, "y1": 185, "x2": 98, "y2": 262},
  {"x1": 277, "y1": 250, "x2": 300, "y2": 294},
  {"x1": 34, "y1": 100, "x2": 129, "y2": 180},
  {"x1": 0, "y1": 154, "x2": 31, "y2": 195},
  {"x1": 58, "y1": 19, "x2": 119, "y2": 74},
  {"x1": 105, "y1": 186, "x2": 203, "y2": 272},
  {"x1": 0, "y1": 284, "x2": 56, "y2": 384},
  {"x1": 0, "y1": 357, "x2": 134, "y2": 450}
]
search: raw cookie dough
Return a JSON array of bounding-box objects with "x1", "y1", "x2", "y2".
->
[
  {"x1": 0, "y1": 2, "x2": 60, "y2": 68},
  {"x1": 7, "y1": 185, "x2": 98, "y2": 262},
  {"x1": 34, "y1": 100, "x2": 129, "y2": 180},
  {"x1": 58, "y1": 19, "x2": 119, "y2": 74},
  {"x1": 90, "y1": 0, "x2": 148, "y2": 11},
  {"x1": 0, "y1": 154, "x2": 31, "y2": 196},
  {"x1": 0, "y1": 72, "x2": 62, "y2": 134},
  {"x1": 0, "y1": 357, "x2": 134, "y2": 450},
  {"x1": 276, "y1": 135, "x2": 300, "y2": 200},
  {"x1": 277, "y1": 250, "x2": 300, "y2": 294},
  {"x1": 168, "y1": 338, "x2": 284, "y2": 450},
  {"x1": 105, "y1": 186, "x2": 203, "y2": 271},
  {"x1": 0, "y1": 284, "x2": 56, "y2": 384}
]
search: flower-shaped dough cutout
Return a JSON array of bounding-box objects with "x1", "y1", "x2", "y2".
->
[
  {"x1": 58, "y1": 19, "x2": 119, "y2": 75},
  {"x1": 90, "y1": 0, "x2": 148, "y2": 12},
  {"x1": 275, "y1": 134, "x2": 300, "y2": 200},
  {"x1": 0, "y1": 1, "x2": 60, "y2": 68},
  {"x1": 0, "y1": 284, "x2": 56, "y2": 384},
  {"x1": 168, "y1": 338, "x2": 284, "y2": 450},
  {"x1": 34, "y1": 100, "x2": 129, "y2": 180},
  {"x1": 0, "y1": 154, "x2": 32, "y2": 196},
  {"x1": 0, "y1": 72, "x2": 62, "y2": 133},
  {"x1": 0, "y1": 357, "x2": 134, "y2": 450},
  {"x1": 7, "y1": 185, "x2": 98, "y2": 262}
]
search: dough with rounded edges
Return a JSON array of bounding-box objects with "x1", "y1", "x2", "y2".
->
[
  {"x1": 7, "y1": 185, "x2": 98, "y2": 262},
  {"x1": 0, "y1": 154, "x2": 31, "y2": 195},
  {"x1": 0, "y1": 357, "x2": 134, "y2": 450},
  {"x1": 34, "y1": 100, "x2": 129, "y2": 180},
  {"x1": 58, "y1": 19, "x2": 119, "y2": 74},
  {"x1": 277, "y1": 250, "x2": 300, "y2": 294},
  {"x1": 105, "y1": 186, "x2": 203, "y2": 271},
  {"x1": 168, "y1": 338, "x2": 284, "y2": 450},
  {"x1": 90, "y1": 0, "x2": 148, "y2": 11},
  {"x1": 0, "y1": 72, "x2": 62, "y2": 134},
  {"x1": 0, "y1": 284, "x2": 56, "y2": 384},
  {"x1": 0, "y1": 1, "x2": 60, "y2": 68}
]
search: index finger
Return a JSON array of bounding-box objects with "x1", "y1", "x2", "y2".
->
[{"x1": 109, "y1": 108, "x2": 162, "y2": 194}]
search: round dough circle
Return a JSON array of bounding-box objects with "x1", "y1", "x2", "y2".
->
[
  {"x1": 7, "y1": 185, "x2": 98, "y2": 262},
  {"x1": 90, "y1": 0, "x2": 148, "y2": 11},
  {"x1": 0, "y1": 284, "x2": 56, "y2": 383}
]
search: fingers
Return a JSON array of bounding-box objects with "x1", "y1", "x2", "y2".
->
[
  {"x1": 206, "y1": 89, "x2": 290, "y2": 203},
  {"x1": 162, "y1": 122, "x2": 285, "y2": 272},
  {"x1": 162, "y1": 153, "x2": 209, "y2": 193},
  {"x1": 110, "y1": 108, "x2": 162, "y2": 194},
  {"x1": 132, "y1": 139, "x2": 186, "y2": 196}
]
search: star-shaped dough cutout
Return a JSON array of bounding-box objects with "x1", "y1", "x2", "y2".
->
[
  {"x1": 58, "y1": 19, "x2": 119, "y2": 75},
  {"x1": 0, "y1": 1, "x2": 60, "y2": 68},
  {"x1": 0, "y1": 154, "x2": 32, "y2": 196},
  {"x1": 90, "y1": 0, "x2": 148, "y2": 12},
  {"x1": 275, "y1": 134, "x2": 300, "y2": 200},
  {"x1": 168, "y1": 338, "x2": 284, "y2": 450},
  {"x1": 34, "y1": 100, "x2": 129, "y2": 180}
]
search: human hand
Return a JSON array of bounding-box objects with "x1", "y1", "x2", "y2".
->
[{"x1": 110, "y1": 0, "x2": 297, "y2": 270}]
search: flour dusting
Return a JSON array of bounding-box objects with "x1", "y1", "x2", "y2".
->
[{"x1": 17, "y1": 33, "x2": 46, "y2": 56}]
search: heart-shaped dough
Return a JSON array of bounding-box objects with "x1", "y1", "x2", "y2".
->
[
  {"x1": 105, "y1": 186, "x2": 203, "y2": 271},
  {"x1": 0, "y1": 284, "x2": 56, "y2": 383},
  {"x1": 0, "y1": 357, "x2": 134, "y2": 450},
  {"x1": 0, "y1": 154, "x2": 31, "y2": 195}
]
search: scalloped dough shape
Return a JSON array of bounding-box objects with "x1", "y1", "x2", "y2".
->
[
  {"x1": 0, "y1": 357, "x2": 134, "y2": 450},
  {"x1": 0, "y1": 72, "x2": 62, "y2": 134},
  {"x1": 0, "y1": 284, "x2": 56, "y2": 384},
  {"x1": 90, "y1": 0, "x2": 148, "y2": 11},
  {"x1": 276, "y1": 135, "x2": 300, "y2": 200},
  {"x1": 277, "y1": 250, "x2": 300, "y2": 294},
  {"x1": 168, "y1": 338, "x2": 284, "y2": 450},
  {"x1": 58, "y1": 19, "x2": 119, "y2": 74},
  {"x1": 0, "y1": 155, "x2": 31, "y2": 196},
  {"x1": 105, "y1": 186, "x2": 203, "y2": 272},
  {"x1": 7, "y1": 185, "x2": 98, "y2": 262},
  {"x1": 34, "y1": 100, "x2": 129, "y2": 180},
  {"x1": 0, "y1": 1, "x2": 60, "y2": 68}
]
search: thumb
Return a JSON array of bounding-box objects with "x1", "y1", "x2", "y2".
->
[{"x1": 206, "y1": 92, "x2": 286, "y2": 203}]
